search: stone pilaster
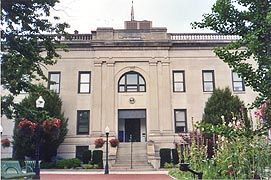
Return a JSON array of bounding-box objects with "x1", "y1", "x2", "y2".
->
[
  {"x1": 91, "y1": 59, "x2": 102, "y2": 136},
  {"x1": 159, "y1": 59, "x2": 173, "y2": 133},
  {"x1": 101, "y1": 59, "x2": 115, "y2": 135},
  {"x1": 148, "y1": 59, "x2": 160, "y2": 134}
]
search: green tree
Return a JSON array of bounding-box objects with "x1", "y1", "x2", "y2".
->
[
  {"x1": 1, "y1": 0, "x2": 69, "y2": 116},
  {"x1": 193, "y1": 0, "x2": 271, "y2": 105},
  {"x1": 202, "y1": 87, "x2": 246, "y2": 125},
  {"x1": 13, "y1": 85, "x2": 68, "y2": 162}
]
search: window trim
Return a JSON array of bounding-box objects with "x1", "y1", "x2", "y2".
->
[
  {"x1": 78, "y1": 71, "x2": 91, "y2": 94},
  {"x1": 202, "y1": 70, "x2": 215, "y2": 92},
  {"x1": 174, "y1": 109, "x2": 187, "y2": 133},
  {"x1": 77, "y1": 110, "x2": 90, "y2": 135},
  {"x1": 173, "y1": 70, "x2": 186, "y2": 92},
  {"x1": 118, "y1": 71, "x2": 146, "y2": 93},
  {"x1": 48, "y1": 72, "x2": 61, "y2": 94},
  {"x1": 232, "y1": 71, "x2": 245, "y2": 92}
]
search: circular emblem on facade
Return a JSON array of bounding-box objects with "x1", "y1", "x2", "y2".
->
[{"x1": 129, "y1": 97, "x2": 135, "y2": 104}]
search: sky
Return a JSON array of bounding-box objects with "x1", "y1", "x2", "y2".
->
[{"x1": 52, "y1": 0, "x2": 217, "y2": 34}]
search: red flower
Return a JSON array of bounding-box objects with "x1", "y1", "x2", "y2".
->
[
  {"x1": 18, "y1": 118, "x2": 37, "y2": 130},
  {"x1": 95, "y1": 138, "x2": 105, "y2": 148},
  {"x1": 109, "y1": 138, "x2": 119, "y2": 147},
  {"x1": 42, "y1": 118, "x2": 61, "y2": 134}
]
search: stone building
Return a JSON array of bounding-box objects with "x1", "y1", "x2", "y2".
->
[
  {"x1": 1, "y1": 18, "x2": 257, "y2": 164},
  {"x1": 40, "y1": 19, "x2": 257, "y2": 159}
]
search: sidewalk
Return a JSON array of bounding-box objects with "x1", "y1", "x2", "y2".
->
[{"x1": 41, "y1": 169, "x2": 172, "y2": 180}]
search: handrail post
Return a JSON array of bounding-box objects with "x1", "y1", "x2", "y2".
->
[{"x1": 130, "y1": 134, "x2": 133, "y2": 169}]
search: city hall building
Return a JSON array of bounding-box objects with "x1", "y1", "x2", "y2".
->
[
  {"x1": 45, "y1": 19, "x2": 257, "y2": 158},
  {"x1": 1, "y1": 18, "x2": 257, "y2": 160}
]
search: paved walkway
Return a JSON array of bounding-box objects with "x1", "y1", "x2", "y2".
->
[
  {"x1": 41, "y1": 174, "x2": 172, "y2": 180},
  {"x1": 41, "y1": 170, "x2": 172, "y2": 180}
]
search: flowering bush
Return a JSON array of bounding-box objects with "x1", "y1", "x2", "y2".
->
[
  {"x1": 42, "y1": 118, "x2": 61, "y2": 131},
  {"x1": 109, "y1": 138, "x2": 119, "y2": 147},
  {"x1": 94, "y1": 138, "x2": 105, "y2": 148},
  {"x1": 18, "y1": 118, "x2": 37, "y2": 129},
  {"x1": 1, "y1": 138, "x2": 11, "y2": 148}
]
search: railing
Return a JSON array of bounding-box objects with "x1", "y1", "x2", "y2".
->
[
  {"x1": 65, "y1": 34, "x2": 92, "y2": 41},
  {"x1": 170, "y1": 33, "x2": 240, "y2": 41}
]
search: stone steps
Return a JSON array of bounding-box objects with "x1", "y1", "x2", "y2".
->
[{"x1": 111, "y1": 142, "x2": 154, "y2": 171}]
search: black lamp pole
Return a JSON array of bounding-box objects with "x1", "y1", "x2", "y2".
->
[
  {"x1": 34, "y1": 96, "x2": 45, "y2": 179},
  {"x1": 104, "y1": 127, "x2": 109, "y2": 174},
  {"x1": 34, "y1": 126, "x2": 42, "y2": 179}
]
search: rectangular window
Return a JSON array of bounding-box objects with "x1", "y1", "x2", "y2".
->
[
  {"x1": 77, "y1": 110, "x2": 90, "y2": 135},
  {"x1": 78, "y1": 71, "x2": 91, "y2": 93},
  {"x1": 232, "y1": 72, "x2": 245, "y2": 91},
  {"x1": 173, "y1": 71, "x2": 185, "y2": 92},
  {"x1": 75, "y1": 146, "x2": 89, "y2": 161},
  {"x1": 174, "y1": 109, "x2": 187, "y2": 133},
  {"x1": 202, "y1": 70, "x2": 215, "y2": 92},
  {"x1": 48, "y1": 72, "x2": 60, "y2": 93}
]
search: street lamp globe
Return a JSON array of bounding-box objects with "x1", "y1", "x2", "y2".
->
[
  {"x1": 105, "y1": 126, "x2": 110, "y2": 134},
  {"x1": 36, "y1": 96, "x2": 45, "y2": 108}
]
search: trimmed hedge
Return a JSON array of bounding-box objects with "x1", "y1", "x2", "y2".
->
[
  {"x1": 82, "y1": 150, "x2": 91, "y2": 164},
  {"x1": 92, "y1": 150, "x2": 103, "y2": 169},
  {"x1": 160, "y1": 148, "x2": 171, "y2": 168},
  {"x1": 56, "y1": 158, "x2": 81, "y2": 169},
  {"x1": 172, "y1": 148, "x2": 179, "y2": 165}
]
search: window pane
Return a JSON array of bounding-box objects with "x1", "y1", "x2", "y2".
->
[
  {"x1": 126, "y1": 74, "x2": 137, "y2": 84},
  {"x1": 119, "y1": 76, "x2": 125, "y2": 85},
  {"x1": 139, "y1": 76, "x2": 145, "y2": 84},
  {"x1": 50, "y1": 84, "x2": 59, "y2": 93},
  {"x1": 233, "y1": 82, "x2": 244, "y2": 91},
  {"x1": 50, "y1": 74, "x2": 60, "y2": 83},
  {"x1": 176, "y1": 122, "x2": 186, "y2": 126},
  {"x1": 119, "y1": 86, "x2": 125, "y2": 92},
  {"x1": 176, "y1": 111, "x2": 185, "y2": 122},
  {"x1": 77, "y1": 111, "x2": 89, "y2": 134},
  {"x1": 139, "y1": 85, "x2": 145, "y2": 92},
  {"x1": 176, "y1": 126, "x2": 186, "y2": 133},
  {"x1": 174, "y1": 83, "x2": 184, "y2": 92},
  {"x1": 174, "y1": 72, "x2": 183, "y2": 82},
  {"x1": 126, "y1": 85, "x2": 138, "y2": 92},
  {"x1": 80, "y1": 73, "x2": 90, "y2": 83},
  {"x1": 203, "y1": 72, "x2": 213, "y2": 81},
  {"x1": 80, "y1": 84, "x2": 90, "y2": 93},
  {"x1": 204, "y1": 82, "x2": 214, "y2": 91}
]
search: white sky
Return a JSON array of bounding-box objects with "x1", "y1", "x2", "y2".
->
[{"x1": 52, "y1": 0, "x2": 217, "y2": 33}]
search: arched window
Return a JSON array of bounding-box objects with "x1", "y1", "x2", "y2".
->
[{"x1": 118, "y1": 71, "x2": 146, "y2": 92}]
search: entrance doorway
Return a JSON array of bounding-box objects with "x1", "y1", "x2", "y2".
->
[
  {"x1": 125, "y1": 119, "x2": 140, "y2": 142},
  {"x1": 118, "y1": 109, "x2": 146, "y2": 142}
]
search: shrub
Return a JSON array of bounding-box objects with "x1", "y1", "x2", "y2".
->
[
  {"x1": 82, "y1": 150, "x2": 91, "y2": 164},
  {"x1": 81, "y1": 164, "x2": 93, "y2": 169},
  {"x1": 56, "y1": 158, "x2": 81, "y2": 169},
  {"x1": 164, "y1": 162, "x2": 174, "y2": 169},
  {"x1": 92, "y1": 150, "x2": 103, "y2": 168},
  {"x1": 171, "y1": 149, "x2": 179, "y2": 165},
  {"x1": 109, "y1": 138, "x2": 119, "y2": 147},
  {"x1": 202, "y1": 87, "x2": 245, "y2": 125},
  {"x1": 160, "y1": 148, "x2": 171, "y2": 168},
  {"x1": 94, "y1": 138, "x2": 105, "y2": 148},
  {"x1": 40, "y1": 161, "x2": 56, "y2": 169}
]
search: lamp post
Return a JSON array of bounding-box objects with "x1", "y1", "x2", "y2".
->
[
  {"x1": 34, "y1": 96, "x2": 45, "y2": 179},
  {"x1": 104, "y1": 126, "x2": 110, "y2": 174}
]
